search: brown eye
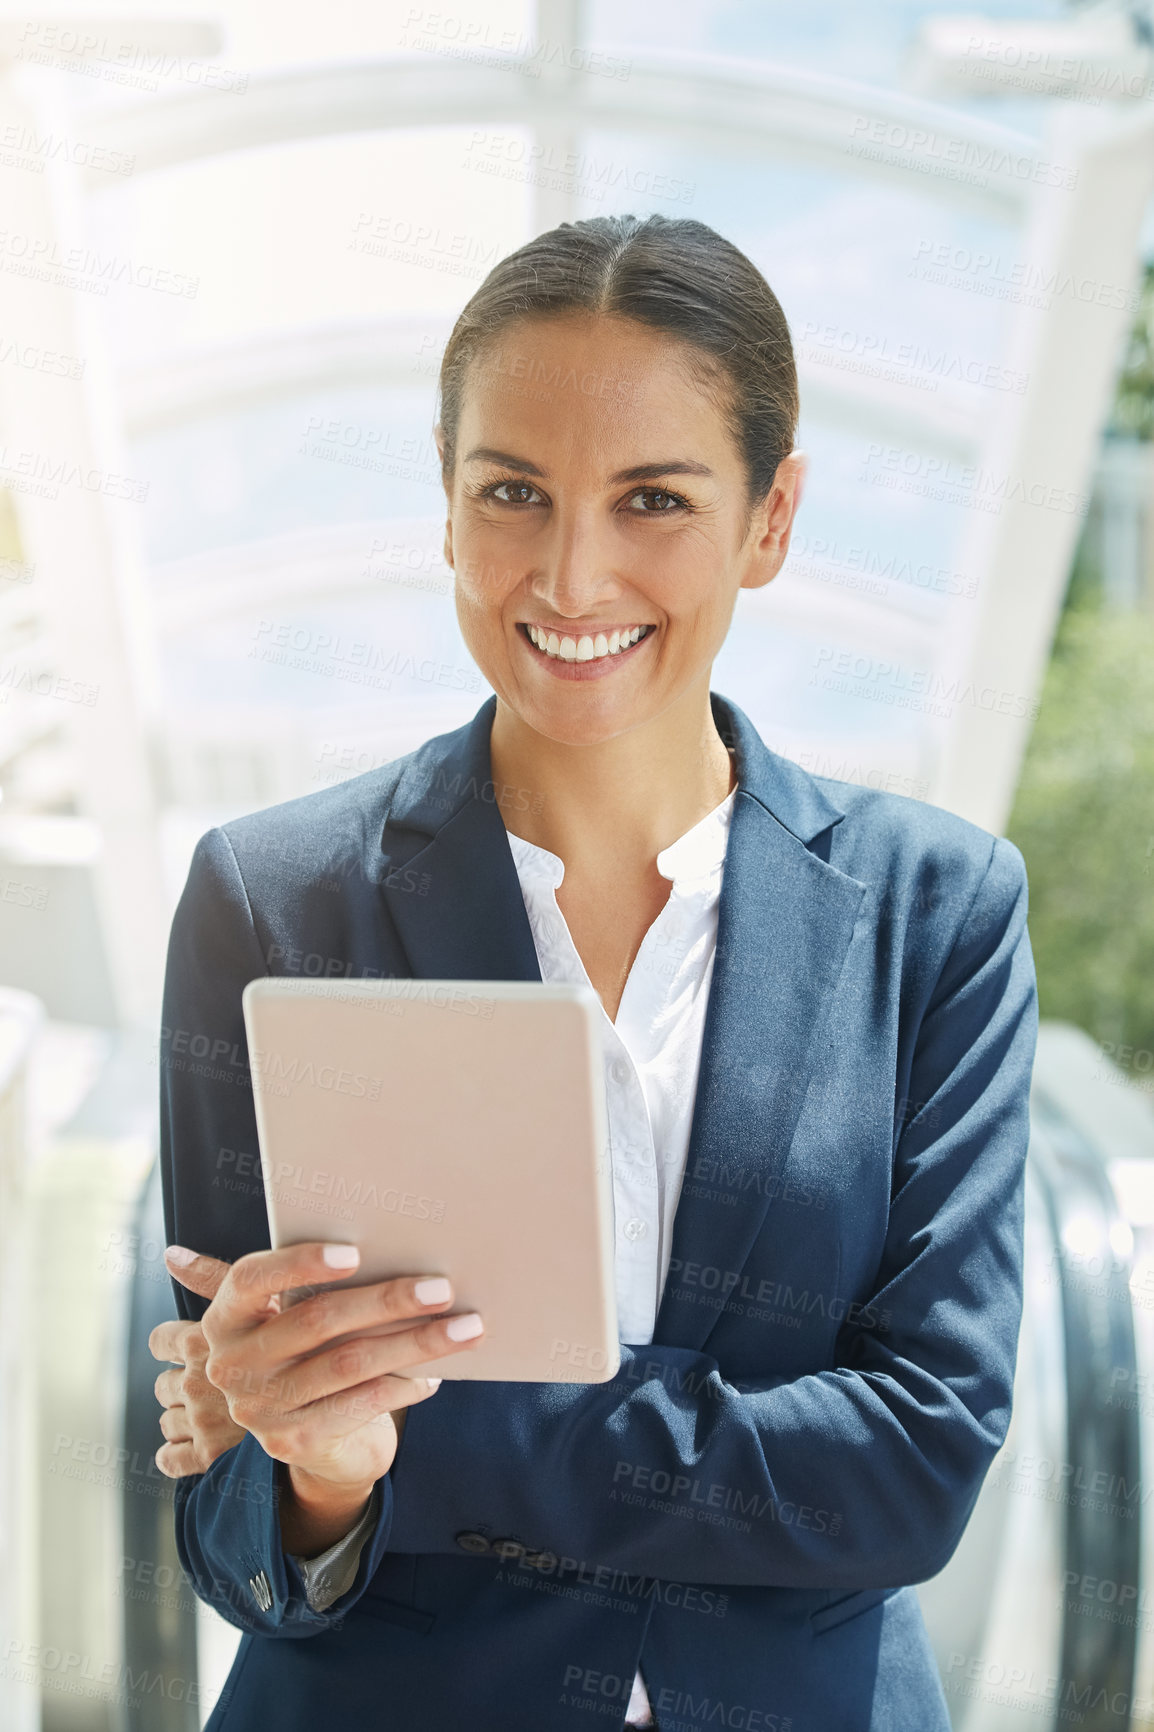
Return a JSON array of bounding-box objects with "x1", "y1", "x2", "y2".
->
[
  {"x1": 628, "y1": 488, "x2": 687, "y2": 513},
  {"x1": 488, "y1": 480, "x2": 541, "y2": 506}
]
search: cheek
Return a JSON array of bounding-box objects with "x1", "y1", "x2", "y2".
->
[
  {"x1": 642, "y1": 559, "x2": 731, "y2": 631},
  {"x1": 451, "y1": 567, "x2": 516, "y2": 656},
  {"x1": 450, "y1": 527, "x2": 522, "y2": 612}
]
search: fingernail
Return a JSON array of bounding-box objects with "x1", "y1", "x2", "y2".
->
[
  {"x1": 323, "y1": 1243, "x2": 360, "y2": 1268},
  {"x1": 165, "y1": 1246, "x2": 196, "y2": 1266},
  {"x1": 446, "y1": 1312, "x2": 483, "y2": 1341},
  {"x1": 426, "y1": 1377, "x2": 442, "y2": 1391},
  {"x1": 414, "y1": 1277, "x2": 451, "y2": 1305}
]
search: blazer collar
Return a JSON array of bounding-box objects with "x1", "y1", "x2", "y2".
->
[{"x1": 382, "y1": 690, "x2": 846, "y2": 848}]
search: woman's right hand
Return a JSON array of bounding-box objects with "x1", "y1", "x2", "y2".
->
[{"x1": 189, "y1": 1241, "x2": 484, "y2": 1494}]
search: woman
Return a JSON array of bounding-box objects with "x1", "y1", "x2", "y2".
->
[{"x1": 152, "y1": 212, "x2": 1037, "y2": 1732}]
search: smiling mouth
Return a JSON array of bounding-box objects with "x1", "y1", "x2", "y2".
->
[{"x1": 519, "y1": 623, "x2": 654, "y2": 663}]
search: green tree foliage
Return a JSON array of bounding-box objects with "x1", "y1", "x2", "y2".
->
[
  {"x1": 1006, "y1": 252, "x2": 1154, "y2": 1079},
  {"x1": 1006, "y1": 596, "x2": 1154, "y2": 1078},
  {"x1": 1110, "y1": 260, "x2": 1154, "y2": 441}
]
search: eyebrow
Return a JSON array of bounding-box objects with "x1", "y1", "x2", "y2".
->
[{"x1": 462, "y1": 447, "x2": 715, "y2": 483}]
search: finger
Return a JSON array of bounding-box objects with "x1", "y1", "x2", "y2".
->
[
  {"x1": 179, "y1": 1365, "x2": 220, "y2": 1406},
  {"x1": 402, "y1": 1373, "x2": 444, "y2": 1405},
  {"x1": 177, "y1": 1327, "x2": 209, "y2": 1368},
  {"x1": 153, "y1": 1368, "x2": 184, "y2": 1406},
  {"x1": 204, "y1": 1242, "x2": 370, "y2": 1338},
  {"x1": 255, "y1": 1271, "x2": 458, "y2": 1366},
  {"x1": 164, "y1": 1247, "x2": 234, "y2": 1301},
  {"x1": 263, "y1": 1312, "x2": 483, "y2": 1415},
  {"x1": 155, "y1": 1441, "x2": 208, "y2": 1479},
  {"x1": 159, "y1": 1407, "x2": 192, "y2": 1443},
  {"x1": 281, "y1": 1367, "x2": 445, "y2": 1445},
  {"x1": 149, "y1": 1319, "x2": 203, "y2": 1363},
  {"x1": 391, "y1": 1373, "x2": 444, "y2": 1421}
]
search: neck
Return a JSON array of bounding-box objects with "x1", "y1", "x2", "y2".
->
[{"x1": 488, "y1": 682, "x2": 736, "y2": 877}]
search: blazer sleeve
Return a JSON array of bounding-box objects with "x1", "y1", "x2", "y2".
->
[
  {"x1": 159, "y1": 827, "x2": 395, "y2": 1637},
  {"x1": 384, "y1": 833, "x2": 1038, "y2": 1591}
]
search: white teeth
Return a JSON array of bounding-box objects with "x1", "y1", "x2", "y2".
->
[{"x1": 525, "y1": 624, "x2": 649, "y2": 662}]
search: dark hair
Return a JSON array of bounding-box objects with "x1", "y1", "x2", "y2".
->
[{"x1": 435, "y1": 213, "x2": 798, "y2": 531}]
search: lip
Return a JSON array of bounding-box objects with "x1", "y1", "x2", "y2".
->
[{"x1": 515, "y1": 622, "x2": 656, "y2": 681}]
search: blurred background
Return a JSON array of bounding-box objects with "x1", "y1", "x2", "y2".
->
[{"x1": 1, "y1": 0, "x2": 1154, "y2": 1725}]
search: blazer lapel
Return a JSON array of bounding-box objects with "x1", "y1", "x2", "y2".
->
[
  {"x1": 380, "y1": 691, "x2": 867, "y2": 1359},
  {"x1": 379, "y1": 696, "x2": 543, "y2": 984},
  {"x1": 651, "y1": 696, "x2": 867, "y2": 1352}
]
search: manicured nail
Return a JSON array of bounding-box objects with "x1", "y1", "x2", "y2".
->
[
  {"x1": 165, "y1": 1246, "x2": 196, "y2": 1266},
  {"x1": 446, "y1": 1313, "x2": 483, "y2": 1341},
  {"x1": 426, "y1": 1377, "x2": 442, "y2": 1391},
  {"x1": 323, "y1": 1243, "x2": 360, "y2": 1268},
  {"x1": 414, "y1": 1277, "x2": 451, "y2": 1305}
]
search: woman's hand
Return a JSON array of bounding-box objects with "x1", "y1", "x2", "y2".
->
[
  {"x1": 148, "y1": 1247, "x2": 434, "y2": 1479},
  {"x1": 150, "y1": 1252, "x2": 248, "y2": 1477},
  {"x1": 170, "y1": 1241, "x2": 483, "y2": 1496}
]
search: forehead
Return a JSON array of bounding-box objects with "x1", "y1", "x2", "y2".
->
[{"x1": 458, "y1": 314, "x2": 736, "y2": 470}]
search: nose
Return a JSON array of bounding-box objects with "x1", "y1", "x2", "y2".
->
[{"x1": 528, "y1": 503, "x2": 622, "y2": 620}]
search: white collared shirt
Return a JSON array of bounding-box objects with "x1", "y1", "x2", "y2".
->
[
  {"x1": 505, "y1": 784, "x2": 737, "y2": 1728},
  {"x1": 505, "y1": 786, "x2": 736, "y2": 1345},
  {"x1": 290, "y1": 782, "x2": 738, "y2": 1730}
]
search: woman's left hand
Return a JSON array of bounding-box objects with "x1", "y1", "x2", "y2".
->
[{"x1": 150, "y1": 1251, "x2": 247, "y2": 1477}]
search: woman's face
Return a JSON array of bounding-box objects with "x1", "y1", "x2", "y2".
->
[{"x1": 439, "y1": 312, "x2": 804, "y2": 746}]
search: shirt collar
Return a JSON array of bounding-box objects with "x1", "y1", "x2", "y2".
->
[
  {"x1": 656, "y1": 785, "x2": 736, "y2": 889},
  {"x1": 505, "y1": 786, "x2": 737, "y2": 897}
]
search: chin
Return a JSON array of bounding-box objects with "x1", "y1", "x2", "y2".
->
[{"x1": 511, "y1": 689, "x2": 649, "y2": 748}]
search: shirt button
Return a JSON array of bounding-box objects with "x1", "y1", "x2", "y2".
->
[
  {"x1": 610, "y1": 1060, "x2": 631, "y2": 1084},
  {"x1": 622, "y1": 1218, "x2": 647, "y2": 1241}
]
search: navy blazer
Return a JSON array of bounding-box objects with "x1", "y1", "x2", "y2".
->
[{"x1": 160, "y1": 689, "x2": 1037, "y2": 1732}]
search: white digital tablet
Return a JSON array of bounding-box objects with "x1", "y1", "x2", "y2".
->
[{"x1": 241, "y1": 977, "x2": 620, "y2": 1383}]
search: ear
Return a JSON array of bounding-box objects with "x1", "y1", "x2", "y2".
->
[
  {"x1": 741, "y1": 451, "x2": 807, "y2": 593},
  {"x1": 434, "y1": 424, "x2": 454, "y2": 570}
]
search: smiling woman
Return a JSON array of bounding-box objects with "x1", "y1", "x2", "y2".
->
[
  {"x1": 428, "y1": 223, "x2": 806, "y2": 1023},
  {"x1": 155, "y1": 213, "x2": 1037, "y2": 1732}
]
